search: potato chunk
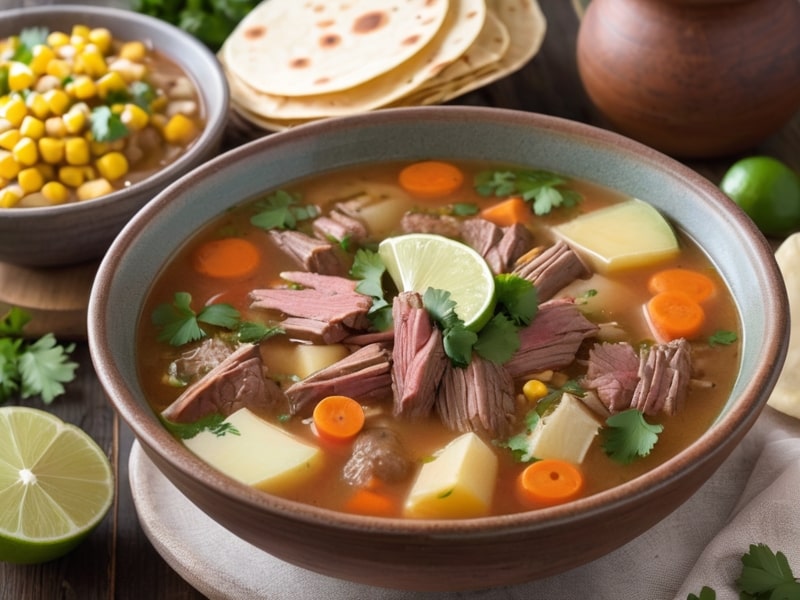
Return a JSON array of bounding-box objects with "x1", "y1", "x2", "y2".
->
[
  {"x1": 555, "y1": 199, "x2": 679, "y2": 273},
  {"x1": 404, "y1": 432, "x2": 498, "y2": 519},
  {"x1": 524, "y1": 393, "x2": 601, "y2": 464},
  {"x1": 183, "y1": 407, "x2": 322, "y2": 493}
]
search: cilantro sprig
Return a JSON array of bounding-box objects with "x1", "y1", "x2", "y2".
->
[
  {"x1": 250, "y1": 190, "x2": 319, "y2": 231},
  {"x1": 11, "y1": 27, "x2": 49, "y2": 64},
  {"x1": 0, "y1": 307, "x2": 77, "y2": 405},
  {"x1": 474, "y1": 169, "x2": 582, "y2": 215},
  {"x1": 350, "y1": 248, "x2": 392, "y2": 331},
  {"x1": 601, "y1": 408, "x2": 663, "y2": 464},
  {"x1": 90, "y1": 106, "x2": 129, "y2": 143},
  {"x1": 161, "y1": 412, "x2": 240, "y2": 440}
]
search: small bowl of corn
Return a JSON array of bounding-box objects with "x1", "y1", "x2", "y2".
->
[{"x1": 0, "y1": 5, "x2": 229, "y2": 267}]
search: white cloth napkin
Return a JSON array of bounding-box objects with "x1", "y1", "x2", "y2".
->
[{"x1": 130, "y1": 406, "x2": 800, "y2": 600}]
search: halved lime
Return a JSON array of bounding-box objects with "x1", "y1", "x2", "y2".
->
[
  {"x1": 378, "y1": 233, "x2": 496, "y2": 330},
  {"x1": 0, "y1": 406, "x2": 114, "y2": 564}
]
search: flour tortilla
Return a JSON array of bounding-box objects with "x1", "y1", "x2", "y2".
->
[
  {"x1": 223, "y1": 0, "x2": 450, "y2": 96},
  {"x1": 221, "y1": 0, "x2": 487, "y2": 120},
  {"x1": 767, "y1": 233, "x2": 800, "y2": 419}
]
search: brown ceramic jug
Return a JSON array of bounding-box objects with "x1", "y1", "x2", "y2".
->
[{"x1": 576, "y1": 0, "x2": 800, "y2": 158}]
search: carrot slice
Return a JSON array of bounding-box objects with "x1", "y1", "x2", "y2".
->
[
  {"x1": 312, "y1": 395, "x2": 365, "y2": 442},
  {"x1": 343, "y1": 488, "x2": 396, "y2": 517},
  {"x1": 648, "y1": 268, "x2": 716, "y2": 303},
  {"x1": 479, "y1": 197, "x2": 531, "y2": 226},
  {"x1": 192, "y1": 237, "x2": 260, "y2": 279},
  {"x1": 398, "y1": 160, "x2": 464, "y2": 198},
  {"x1": 516, "y1": 459, "x2": 585, "y2": 507},
  {"x1": 646, "y1": 290, "x2": 706, "y2": 341}
]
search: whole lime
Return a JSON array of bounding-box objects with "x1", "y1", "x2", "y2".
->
[{"x1": 720, "y1": 156, "x2": 800, "y2": 237}]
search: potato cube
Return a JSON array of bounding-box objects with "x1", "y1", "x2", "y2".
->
[
  {"x1": 261, "y1": 342, "x2": 349, "y2": 380},
  {"x1": 523, "y1": 393, "x2": 601, "y2": 464}
]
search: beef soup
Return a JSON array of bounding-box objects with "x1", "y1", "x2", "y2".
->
[{"x1": 135, "y1": 159, "x2": 741, "y2": 519}]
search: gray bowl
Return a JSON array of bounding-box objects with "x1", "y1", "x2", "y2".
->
[
  {"x1": 89, "y1": 106, "x2": 788, "y2": 591},
  {"x1": 0, "y1": 5, "x2": 229, "y2": 267}
]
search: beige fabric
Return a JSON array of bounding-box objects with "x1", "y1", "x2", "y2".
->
[{"x1": 223, "y1": 0, "x2": 450, "y2": 96}]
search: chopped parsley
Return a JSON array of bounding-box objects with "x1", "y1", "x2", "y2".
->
[
  {"x1": 90, "y1": 106, "x2": 129, "y2": 143},
  {"x1": 601, "y1": 408, "x2": 663, "y2": 464},
  {"x1": 151, "y1": 292, "x2": 240, "y2": 346},
  {"x1": 250, "y1": 190, "x2": 319, "y2": 231},
  {"x1": 474, "y1": 168, "x2": 582, "y2": 216},
  {"x1": 161, "y1": 412, "x2": 240, "y2": 440}
]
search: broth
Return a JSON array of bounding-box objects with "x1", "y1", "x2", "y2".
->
[{"x1": 136, "y1": 159, "x2": 741, "y2": 518}]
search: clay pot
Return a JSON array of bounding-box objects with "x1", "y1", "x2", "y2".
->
[{"x1": 576, "y1": 0, "x2": 800, "y2": 158}]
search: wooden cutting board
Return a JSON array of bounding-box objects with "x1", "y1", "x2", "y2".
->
[{"x1": 0, "y1": 260, "x2": 99, "y2": 340}]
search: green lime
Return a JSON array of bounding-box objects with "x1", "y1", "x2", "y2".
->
[
  {"x1": 0, "y1": 406, "x2": 114, "y2": 564},
  {"x1": 378, "y1": 233, "x2": 496, "y2": 331},
  {"x1": 720, "y1": 156, "x2": 800, "y2": 236}
]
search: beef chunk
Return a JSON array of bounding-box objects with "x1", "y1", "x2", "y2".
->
[
  {"x1": 512, "y1": 240, "x2": 591, "y2": 301},
  {"x1": 436, "y1": 355, "x2": 516, "y2": 438},
  {"x1": 400, "y1": 212, "x2": 463, "y2": 238},
  {"x1": 582, "y1": 342, "x2": 641, "y2": 413},
  {"x1": 461, "y1": 218, "x2": 535, "y2": 274},
  {"x1": 312, "y1": 209, "x2": 368, "y2": 245},
  {"x1": 505, "y1": 298, "x2": 599, "y2": 380},
  {"x1": 167, "y1": 337, "x2": 233, "y2": 386},
  {"x1": 161, "y1": 344, "x2": 284, "y2": 423},
  {"x1": 631, "y1": 338, "x2": 692, "y2": 416},
  {"x1": 268, "y1": 229, "x2": 344, "y2": 275},
  {"x1": 391, "y1": 292, "x2": 447, "y2": 419},
  {"x1": 342, "y1": 427, "x2": 412, "y2": 487},
  {"x1": 284, "y1": 343, "x2": 392, "y2": 415}
]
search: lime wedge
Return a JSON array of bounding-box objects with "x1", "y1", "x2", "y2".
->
[
  {"x1": 378, "y1": 233, "x2": 496, "y2": 330},
  {"x1": 0, "y1": 406, "x2": 114, "y2": 564}
]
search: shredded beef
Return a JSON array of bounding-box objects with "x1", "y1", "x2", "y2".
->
[
  {"x1": 391, "y1": 292, "x2": 447, "y2": 419},
  {"x1": 436, "y1": 355, "x2": 516, "y2": 438},
  {"x1": 161, "y1": 344, "x2": 284, "y2": 423},
  {"x1": 583, "y1": 342, "x2": 641, "y2": 412},
  {"x1": 167, "y1": 337, "x2": 233, "y2": 386},
  {"x1": 342, "y1": 427, "x2": 412, "y2": 487},
  {"x1": 268, "y1": 229, "x2": 344, "y2": 275},
  {"x1": 505, "y1": 298, "x2": 599, "y2": 380},
  {"x1": 461, "y1": 218, "x2": 536, "y2": 274},
  {"x1": 400, "y1": 212, "x2": 463, "y2": 238},
  {"x1": 312, "y1": 209, "x2": 368, "y2": 245},
  {"x1": 512, "y1": 240, "x2": 591, "y2": 302},
  {"x1": 284, "y1": 343, "x2": 392, "y2": 415},
  {"x1": 631, "y1": 338, "x2": 692, "y2": 416}
]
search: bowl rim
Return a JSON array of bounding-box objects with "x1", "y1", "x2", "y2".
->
[
  {"x1": 0, "y1": 4, "x2": 229, "y2": 220},
  {"x1": 88, "y1": 105, "x2": 789, "y2": 536}
]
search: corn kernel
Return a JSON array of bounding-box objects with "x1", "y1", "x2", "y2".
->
[
  {"x1": 43, "y1": 89, "x2": 70, "y2": 116},
  {"x1": 119, "y1": 40, "x2": 147, "y2": 61},
  {"x1": 18, "y1": 167, "x2": 44, "y2": 193},
  {"x1": 58, "y1": 165, "x2": 85, "y2": 187},
  {"x1": 95, "y1": 151, "x2": 129, "y2": 181},
  {"x1": 29, "y1": 44, "x2": 56, "y2": 76},
  {"x1": 522, "y1": 379, "x2": 549, "y2": 402},
  {"x1": 25, "y1": 92, "x2": 50, "y2": 120},
  {"x1": 41, "y1": 181, "x2": 70, "y2": 204},
  {"x1": 0, "y1": 118, "x2": 13, "y2": 135},
  {"x1": 66, "y1": 75, "x2": 97, "y2": 100},
  {"x1": 78, "y1": 47, "x2": 107, "y2": 78},
  {"x1": 46, "y1": 31, "x2": 70, "y2": 48},
  {"x1": 150, "y1": 94, "x2": 168, "y2": 113},
  {"x1": 20, "y1": 116, "x2": 45, "y2": 140},
  {"x1": 63, "y1": 108, "x2": 87, "y2": 134},
  {"x1": 45, "y1": 116, "x2": 67, "y2": 138},
  {"x1": 0, "y1": 150, "x2": 21, "y2": 179},
  {"x1": 76, "y1": 177, "x2": 113, "y2": 201},
  {"x1": 8, "y1": 62, "x2": 35, "y2": 92},
  {"x1": 0, "y1": 129, "x2": 21, "y2": 151},
  {"x1": 36, "y1": 162, "x2": 55, "y2": 182},
  {"x1": 96, "y1": 71, "x2": 127, "y2": 99},
  {"x1": 0, "y1": 184, "x2": 23, "y2": 208},
  {"x1": 2, "y1": 96, "x2": 27, "y2": 127},
  {"x1": 120, "y1": 103, "x2": 149, "y2": 131},
  {"x1": 45, "y1": 58, "x2": 71, "y2": 80},
  {"x1": 162, "y1": 113, "x2": 198, "y2": 146},
  {"x1": 71, "y1": 24, "x2": 90, "y2": 43},
  {"x1": 108, "y1": 58, "x2": 147, "y2": 83},
  {"x1": 39, "y1": 137, "x2": 65, "y2": 164},
  {"x1": 64, "y1": 137, "x2": 90, "y2": 165},
  {"x1": 90, "y1": 140, "x2": 110, "y2": 157},
  {"x1": 88, "y1": 28, "x2": 113, "y2": 54},
  {"x1": 12, "y1": 137, "x2": 38, "y2": 166}
]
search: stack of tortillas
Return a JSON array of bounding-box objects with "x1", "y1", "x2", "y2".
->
[{"x1": 219, "y1": 0, "x2": 546, "y2": 131}]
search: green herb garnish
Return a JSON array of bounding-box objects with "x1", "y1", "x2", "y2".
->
[
  {"x1": 601, "y1": 408, "x2": 663, "y2": 464},
  {"x1": 423, "y1": 288, "x2": 477, "y2": 367},
  {"x1": 90, "y1": 106, "x2": 129, "y2": 142},
  {"x1": 350, "y1": 248, "x2": 393, "y2": 330},
  {"x1": 237, "y1": 321, "x2": 283, "y2": 344},
  {"x1": 709, "y1": 329, "x2": 738, "y2": 347},
  {"x1": 494, "y1": 274, "x2": 538, "y2": 326},
  {"x1": 161, "y1": 412, "x2": 240, "y2": 440},
  {"x1": 11, "y1": 27, "x2": 49, "y2": 64},
  {"x1": 152, "y1": 292, "x2": 240, "y2": 346},
  {"x1": 250, "y1": 190, "x2": 319, "y2": 231},
  {"x1": 474, "y1": 169, "x2": 582, "y2": 215}
]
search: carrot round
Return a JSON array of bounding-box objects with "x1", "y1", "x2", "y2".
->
[
  {"x1": 479, "y1": 197, "x2": 531, "y2": 226},
  {"x1": 398, "y1": 160, "x2": 464, "y2": 198},
  {"x1": 312, "y1": 395, "x2": 365, "y2": 442},
  {"x1": 516, "y1": 459, "x2": 585, "y2": 507},
  {"x1": 343, "y1": 488, "x2": 396, "y2": 517},
  {"x1": 646, "y1": 290, "x2": 706, "y2": 341},
  {"x1": 192, "y1": 237, "x2": 260, "y2": 279},
  {"x1": 648, "y1": 268, "x2": 716, "y2": 303}
]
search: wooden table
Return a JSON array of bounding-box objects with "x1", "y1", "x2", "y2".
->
[{"x1": 3, "y1": 2, "x2": 799, "y2": 598}]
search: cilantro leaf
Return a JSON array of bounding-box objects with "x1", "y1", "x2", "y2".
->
[
  {"x1": 91, "y1": 106, "x2": 129, "y2": 142},
  {"x1": 451, "y1": 202, "x2": 479, "y2": 216},
  {"x1": 601, "y1": 408, "x2": 663, "y2": 464},
  {"x1": 0, "y1": 306, "x2": 30, "y2": 336},
  {"x1": 442, "y1": 325, "x2": 478, "y2": 368},
  {"x1": 152, "y1": 292, "x2": 240, "y2": 346},
  {"x1": 494, "y1": 274, "x2": 538, "y2": 326},
  {"x1": 737, "y1": 543, "x2": 800, "y2": 599},
  {"x1": 350, "y1": 248, "x2": 392, "y2": 330},
  {"x1": 130, "y1": 80, "x2": 157, "y2": 111},
  {"x1": 686, "y1": 586, "x2": 717, "y2": 600},
  {"x1": 0, "y1": 338, "x2": 23, "y2": 401},
  {"x1": 161, "y1": 412, "x2": 241, "y2": 440},
  {"x1": 197, "y1": 303, "x2": 240, "y2": 329},
  {"x1": 709, "y1": 329, "x2": 738, "y2": 347},
  {"x1": 18, "y1": 334, "x2": 78, "y2": 404},
  {"x1": 238, "y1": 321, "x2": 283, "y2": 344},
  {"x1": 474, "y1": 314, "x2": 519, "y2": 364},
  {"x1": 423, "y1": 288, "x2": 478, "y2": 366},
  {"x1": 12, "y1": 27, "x2": 49, "y2": 64},
  {"x1": 250, "y1": 190, "x2": 318, "y2": 231},
  {"x1": 497, "y1": 410, "x2": 541, "y2": 462},
  {"x1": 474, "y1": 169, "x2": 582, "y2": 216}
]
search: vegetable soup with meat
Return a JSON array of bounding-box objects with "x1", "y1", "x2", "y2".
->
[{"x1": 136, "y1": 159, "x2": 741, "y2": 519}]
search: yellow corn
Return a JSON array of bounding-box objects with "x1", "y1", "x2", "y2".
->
[
  {"x1": 0, "y1": 129, "x2": 21, "y2": 151},
  {"x1": 25, "y1": 92, "x2": 50, "y2": 120},
  {"x1": 119, "y1": 40, "x2": 147, "y2": 61},
  {"x1": 41, "y1": 181, "x2": 70, "y2": 204},
  {"x1": 64, "y1": 137, "x2": 90, "y2": 165},
  {"x1": 38, "y1": 137, "x2": 66, "y2": 164},
  {"x1": 71, "y1": 24, "x2": 90, "y2": 45},
  {"x1": 45, "y1": 116, "x2": 67, "y2": 138},
  {"x1": 12, "y1": 137, "x2": 38, "y2": 166},
  {"x1": 120, "y1": 103, "x2": 149, "y2": 131},
  {"x1": 66, "y1": 75, "x2": 97, "y2": 100},
  {"x1": 522, "y1": 379, "x2": 549, "y2": 403},
  {"x1": 0, "y1": 185, "x2": 23, "y2": 208},
  {"x1": 96, "y1": 71, "x2": 127, "y2": 99},
  {"x1": 8, "y1": 62, "x2": 35, "y2": 92},
  {"x1": 17, "y1": 167, "x2": 44, "y2": 193},
  {"x1": 63, "y1": 108, "x2": 86, "y2": 134},
  {"x1": 90, "y1": 140, "x2": 111, "y2": 157},
  {"x1": 2, "y1": 96, "x2": 27, "y2": 127},
  {"x1": 150, "y1": 94, "x2": 168, "y2": 113},
  {"x1": 58, "y1": 165, "x2": 85, "y2": 187},
  {"x1": 20, "y1": 116, "x2": 45, "y2": 140},
  {"x1": 46, "y1": 31, "x2": 70, "y2": 48},
  {"x1": 0, "y1": 150, "x2": 21, "y2": 179},
  {"x1": 95, "y1": 151, "x2": 129, "y2": 181},
  {"x1": 45, "y1": 58, "x2": 71, "y2": 80},
  {"x1": 76, "y1": 177, "x2": 113, "y2": 201},
  {"x1": 77, "y1": 47, "x2": 107, "y2": 78},
  {"x1": 43, "y1": 89, "x2": 70, "y2": 116},
  {"x1": 29, "y1": 44, "x2": 56, "y2": 76},
  {"x1": 162, "y1": 113, "x2": 198, "y2": 145},
  {"x1": 88, "y1": 28, "x2": 113, "y2": 54},
  {"x1": 36, "y1": 162, "x2": 55, "y2": 182},
  {"x1": 108, "y1": 58, "x2": 147, "y2": 83}
]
